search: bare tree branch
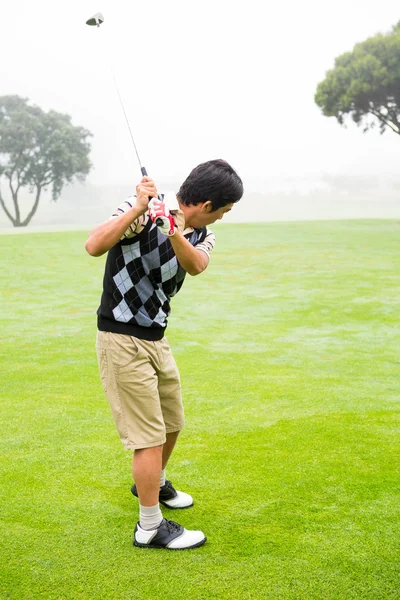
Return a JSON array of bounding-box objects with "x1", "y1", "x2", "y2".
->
[
  {"x1": 0, "y1": 190, "x2": 16, "y2": 226},
  {"x1": 8, "y1": 168, "x2": 15, "y2": 196},
  {"x1": 40, "y1": 178, "x2": 55, "y2": 188},
  {"x1": 369, "y1": 109, "x2": 400, "y2": 134},
  {"x1": 7, "y1": 172, "x2": 21, "y2": 224},
  {"x1": 21, "y1": 186, "x2": 42, "y2": 227}
]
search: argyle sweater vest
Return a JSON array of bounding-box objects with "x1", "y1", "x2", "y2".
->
[{"x1": 97, "y1": 219, "x2": 207, "y2": 340}]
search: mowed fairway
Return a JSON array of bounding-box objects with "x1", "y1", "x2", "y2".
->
[{"x1": 0, "y1": 220, "x2": 399, "y2": 600}]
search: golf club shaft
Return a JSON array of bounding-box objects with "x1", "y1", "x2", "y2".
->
[
  {"x1": 88, "y1": 13, "x2": 148, "y2": 177},
  {"x1": 109, "y1": 61, "x2": 160, "y2": 220},
  {"x1": 87, "y1": 13, "x2": 160, "y2": 221},
  {"x1": 112, "y1": 82, "x2": 161, "y2": 221},
  {"x1": 111, "y1": 71, "x2": 147, "y2": 177}
]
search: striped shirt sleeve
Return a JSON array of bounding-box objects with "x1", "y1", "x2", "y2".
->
[
  {"x1": 109, "y1": 196, "x2": 149, "y2": 239},
  {"x1": 195, "y1": 228, "x2": 215, "y2": 258}
]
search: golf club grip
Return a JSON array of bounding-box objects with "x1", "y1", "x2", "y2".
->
[
  {"x1": 140, "y1": 166, "x2": 155, "y2": 208},
  {"x1": 141, "y1": 167, "x2": 163, "y2": 226}
]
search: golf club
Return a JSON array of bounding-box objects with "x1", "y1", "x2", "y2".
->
[
  {"x1": 86, "y1": 12, "x2": 166, "y2": 227},
  {"x1": 86, "y1": 12, "x2": 148, "y2": 178}
]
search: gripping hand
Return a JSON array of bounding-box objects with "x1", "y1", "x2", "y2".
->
[{"x1": 148, "y1": 199, "x2": 176, "y2": 236}]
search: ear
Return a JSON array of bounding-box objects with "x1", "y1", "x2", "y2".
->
[{"x1": 202, "y1": 201, "x2": 213, "y2": 213}]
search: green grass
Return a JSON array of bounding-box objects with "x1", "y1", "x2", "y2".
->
[{"x1": 0, "y1": 220, "x2": 399, "y2": 599}]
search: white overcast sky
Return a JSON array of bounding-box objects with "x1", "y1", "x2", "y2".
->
[{"x1": 1, "y1": 0, "x2": 399, "y2": 190}]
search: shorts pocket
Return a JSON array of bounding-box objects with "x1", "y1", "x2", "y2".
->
[
  {"x1": 113, "y1": 336, "x2": 141, "y2": 372},
  {"x1": 97, "y1": 332, "x2": 143, "y2": 375}
]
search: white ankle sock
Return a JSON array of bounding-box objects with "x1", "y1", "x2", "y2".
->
[
  {"x1": 160, "y1": 469, "x2": 166, "y2": 488},
  {"x1": 139, "y1": 504, "x2": 163, "y2": 531}
]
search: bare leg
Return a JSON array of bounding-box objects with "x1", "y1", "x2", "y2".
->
[
  {"x1": 162, "y1": 431, "x2": 179, "y2": 469},
  {"x1": 132, "y1": 432, "x2": 180, "y2": 506},
  {"x1": 132, "y1": 446, "x2": 163, "y2": 507}
]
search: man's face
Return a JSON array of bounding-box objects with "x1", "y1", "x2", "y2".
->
[{"x1": 191, "y1": 202, "x2": 235, "y2": 228}]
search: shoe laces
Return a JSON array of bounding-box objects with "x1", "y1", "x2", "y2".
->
[
  {"x1": 164, "y1": 480, "x2": 176, "y2": 493},
  {"x1": 164, "y1": 519, "x2": 182, "y2": 533}
]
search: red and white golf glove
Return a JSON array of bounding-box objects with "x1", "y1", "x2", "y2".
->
[{"x1": 148, "y1": 198, "x2": 176, "y2": 236}]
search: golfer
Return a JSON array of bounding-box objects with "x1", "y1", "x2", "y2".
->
[{"x1": 85, "y1": 159, "x2": 243, "y2": 549}]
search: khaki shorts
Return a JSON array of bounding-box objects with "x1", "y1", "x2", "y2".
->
[{"x1": 96, "y1": 331, "x2": 184, "y2": 450}]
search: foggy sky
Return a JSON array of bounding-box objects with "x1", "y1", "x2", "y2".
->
[{"x1": 1, "y1": 0, "x2": 400, "y2": 193}]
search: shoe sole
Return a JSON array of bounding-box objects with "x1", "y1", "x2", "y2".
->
[{"x1": 134, "y1": 536, "x2": 207, "y2": 550}]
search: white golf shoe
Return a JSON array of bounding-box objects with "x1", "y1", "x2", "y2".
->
[
  {"x1": 134, "y1": 518, "x2": 206, "y2": 550},
  {"x1": 131, "y1": 480, "x2": 194, "y2": 509}
]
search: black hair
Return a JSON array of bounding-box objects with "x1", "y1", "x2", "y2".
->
[{"x1": 177, "y1": 159, "x2": 243, "y2": 212}]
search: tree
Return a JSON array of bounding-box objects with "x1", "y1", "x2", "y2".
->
[
  {"x1": 315, "y1": 22, "x2": 400, "y2": 136},
  {"x1": 0, "y1": 95, "x2": 92, "y2": 227}
]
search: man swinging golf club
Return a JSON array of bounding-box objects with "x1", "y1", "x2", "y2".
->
[{"x1": 85, "y1": 160, "x2": 243, "y2": 549}]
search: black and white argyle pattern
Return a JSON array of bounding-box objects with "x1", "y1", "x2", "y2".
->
[{"x1": 97, "y1": 219, "x2": 207, "y2": 339}]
